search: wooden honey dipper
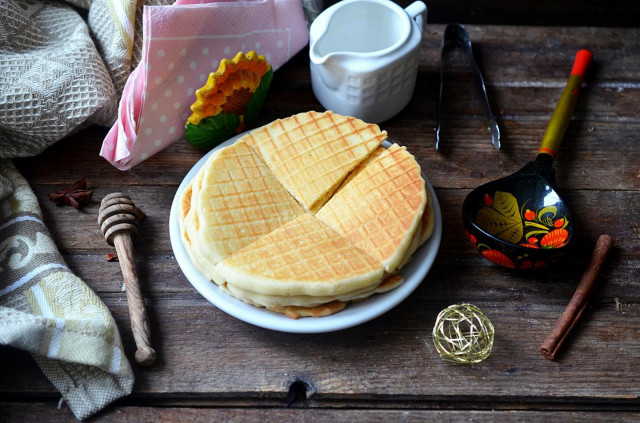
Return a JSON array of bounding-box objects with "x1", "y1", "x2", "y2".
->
[{"x1": 98, "y1": 193, "x2": 156, "y2": 366}]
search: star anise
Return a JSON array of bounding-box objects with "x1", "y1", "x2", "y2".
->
[
  {"x1": 105, "y1": 253, "x2": 119, "y2": 262},
  {"x1": 49, "y1": 177, "x2": 93, "y2": 209}
]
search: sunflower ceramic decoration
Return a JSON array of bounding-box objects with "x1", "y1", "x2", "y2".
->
[{"x1": 185, "y1": 51, "x2": 273, "y2": 150}]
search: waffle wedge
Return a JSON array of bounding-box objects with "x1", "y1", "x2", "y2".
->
[
  {"x1": 219, "y1": 271, "x2": 404, "y2": 309},
  {"x1": 179, "y1": 154, "x2": 223, "y2": 282},
  {"x1": 242, "y1": 111, "x2": 387, "y2": 212},
  {"x1": 396, "y1": 188, "x2": 436, "y2": 270},
  {"x1": 216, "y1": 213, "x2": 385, "y2": 298},
  {"x1": 315, "y1": 144, "x2": 427, "y2": 273},
  {"x1": 179, "y1": 140, "x2": 305, "y2": 281}
]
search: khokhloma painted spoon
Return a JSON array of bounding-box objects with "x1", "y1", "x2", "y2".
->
[{"x1": 462, "y1": 49, "x2": 593, "y2": 270}]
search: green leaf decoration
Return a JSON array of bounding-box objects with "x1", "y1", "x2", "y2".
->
[
  {"x1": 537, "y1": 206, "x2": 558, "y2": 226},
  {"x1": 493, "y1": 191, "x2": 520, "y2": 218},
  {"x1": 524, "y1": 221, "x2": 550, "y2": 230},
  {"x1": 476, "y1": 191, "x2": 523, "y2": 244},
  {"x1": 525, "y1": 229, "x2": 549, "y2": 238},
  {"x1": 244, "y1": 67, "x2": 273, "y2": 126},
  {"x1": 184, "y1": 113, "x2": 240, "y2": 151}
]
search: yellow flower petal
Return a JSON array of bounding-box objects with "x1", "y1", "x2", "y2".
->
[{"x1": 187, "y1": 51, "x2": 271, "y2": 125}]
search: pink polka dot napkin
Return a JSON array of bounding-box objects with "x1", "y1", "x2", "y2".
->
[{"x1": 100, "y1": 0, "x2": 309, "y2": 170}]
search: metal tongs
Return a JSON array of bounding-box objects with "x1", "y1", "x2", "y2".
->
[{"x1": 436, "y1": 23, "x2": 500, "y2": 151}]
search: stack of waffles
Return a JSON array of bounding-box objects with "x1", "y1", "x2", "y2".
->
[{"x1": 178, "y1": 111, "x2": 435, "y2": 318}]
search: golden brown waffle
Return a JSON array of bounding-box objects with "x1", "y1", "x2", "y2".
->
[
  {"x1": 179, "y1": 161, "x2": 211, "y2": 274},
  {"x1": 222, "y1": 279, "x2": 381, "y2": 308},
  {"x1": 216, "y1": 213, "x2": 385, "y2": 297},
  {"x1": 177, "y1": 112, "x2": 435, "y2": 319},
  {"x1": 269, "y1": 301, "x2": 347, "y2": 319},
  {"x1": 221, "y1": 275, "x2": 404, "y2": 317},
  {"x1": 242, "y1": 111, "x2": 387, "y2": 212},
  {"x1": 181, "y1": 151, "x2": 236, "y2": 283},
  {"x1": 315, "y1": 143, "x2": 427, "y2": 272},
  {"x1": 182, "y1": 141, "x2": 305, "y2": 274}
]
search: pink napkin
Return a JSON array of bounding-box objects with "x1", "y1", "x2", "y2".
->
[{"x1": 100, "y1": 0, "x2": 309, "y2": 170}]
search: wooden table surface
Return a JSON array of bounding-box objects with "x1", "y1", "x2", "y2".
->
[{"x1": 2, "y1": 24, "x2": 639, "y2": 421}]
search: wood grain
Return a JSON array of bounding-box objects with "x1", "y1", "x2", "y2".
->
[
  {"x1": 4, "y1": 23, "x2": 640, "y2": 420},
  {"x1": 2, "y1": 404, "x2": 640, "y2": 422},
  {"x1": 326, "y1": 0, "x2": 640, "y2": 28},
  {"x1": 98, "y1": 193, "x2": 156, "y2": 366}
]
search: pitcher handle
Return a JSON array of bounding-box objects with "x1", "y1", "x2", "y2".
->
[{"x1": 405, "y1": 1, "x2": 427, "y2": 33}]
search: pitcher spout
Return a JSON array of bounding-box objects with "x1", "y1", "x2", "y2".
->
[
  {"x1": 310, "y1": 53, "x2": 344, "y2": 91},
  {"x1": 309, "y1": 40, "x2": 329, "y2": 65}
]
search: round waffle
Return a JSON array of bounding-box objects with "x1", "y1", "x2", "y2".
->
[{"x1": 178, "y1": 111, "x2": 433, "y2": 318}]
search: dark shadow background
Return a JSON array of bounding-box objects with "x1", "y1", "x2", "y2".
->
[{"x1": 323, "y1": 0, "x2": 640, "y2": 27}]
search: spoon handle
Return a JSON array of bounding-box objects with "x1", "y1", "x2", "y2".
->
[{"x1": 537, "y1": 49, "x2": 593, "y2": 160}]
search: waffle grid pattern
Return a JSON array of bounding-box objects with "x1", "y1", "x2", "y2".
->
[
  {"x1": 315, "y1": 145, "x2": 426, "y2": 267},
  {"x1": 244, "y1": 111, "x2": 386, "y2": 210},
  {"x1": 194, "y1": 141, "x2": 304, "y2": 258},
  {"x1": 222, "y1": 214, "x2": 381, "y2": 285},
  {"x1": 181, "y1": 112, "x2": 428, "y2": 306}
]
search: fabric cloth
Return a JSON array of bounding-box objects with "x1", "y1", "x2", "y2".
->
[
  {"x1": 0, "y1": 0, "x2": 118, "y2": 158},
  {"x1": 0, "y1": 160, "x2": 134, "y2": 420},
  {"x1": 99, "y1": 0, "x2": 310, "y2": 170},
  {"x1": 0, "y1": 0, "x2": 317, "y2": 161},
  {"x1": 0, "y1": 0, "x2": 316, "y2": 419}
]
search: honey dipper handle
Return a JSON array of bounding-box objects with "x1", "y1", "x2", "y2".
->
[{"x1": 113, "y1": 233, "x2": 156, "y2": 366}]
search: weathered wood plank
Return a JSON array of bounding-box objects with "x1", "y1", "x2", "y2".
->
[
  {"x1": 27, "y1": 185, "x2": 639, "y2": 263},
  {"x1": 329, "y1": 1, "x2": 640, "y2": 28},
  {"x1": 421, "y1": 26, "x2": 640, "y2": 79},
  {"x1": 3, "y1": 23, "x2": 639, "y2": 420},
  {"x1": 0, "y1": 403, "x2": 637, "y2": 423},
  {"x1": 2, "y1": 403, "x2": 640, "y2": 422},
  {"x1": 1, "y1": 299, "x2": 638, "y2": 401},
  {"x1": 15, "y1": 117, "x2": 640, "y2": 191},
  {"x1": 2, "y1": 260, "x2": 638, "y2": 398},
  {"x1": 14, "y1": 25, "x2": 640, "y2": 190}
]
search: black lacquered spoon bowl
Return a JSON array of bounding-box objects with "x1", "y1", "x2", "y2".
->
[{"x1": 462, "y1": 49, "x2": 592, "y2": 270}]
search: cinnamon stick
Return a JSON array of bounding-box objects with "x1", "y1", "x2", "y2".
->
[{"x1": 540, "y1": 234, "x2": 614, "y2": 360}]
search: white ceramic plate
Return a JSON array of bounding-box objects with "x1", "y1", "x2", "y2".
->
[{"x1": 169, "y1": 135, "x2": 442, "y2": 333}]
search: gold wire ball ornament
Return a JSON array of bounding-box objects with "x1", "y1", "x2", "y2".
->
[{"x1": 432, "y1": 303, "x2": 495, "y2": 364}]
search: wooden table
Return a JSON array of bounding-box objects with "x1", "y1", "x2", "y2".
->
[{"x1": 3, "y1": 24, "x2": 639, "y2": 421}]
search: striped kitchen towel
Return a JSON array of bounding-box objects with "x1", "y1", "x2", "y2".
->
[{"x1": 0, "y1": 160, "x2": 134, "y2": 420}]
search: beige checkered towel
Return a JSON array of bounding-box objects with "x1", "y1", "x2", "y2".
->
[
  {"x1": 0, "y1": 0, "x2": 319, "y2": 159},
  {"x1": 0, "y1": 0, "x2": 320, "y2": 418},
  {"x1": 0, "y1": 160, "x2": 134, "y2": 420}
]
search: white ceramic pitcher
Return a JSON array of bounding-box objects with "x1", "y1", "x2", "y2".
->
[{"x1": 309, "y1": 0, "x2": 427, "y2": 123}]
